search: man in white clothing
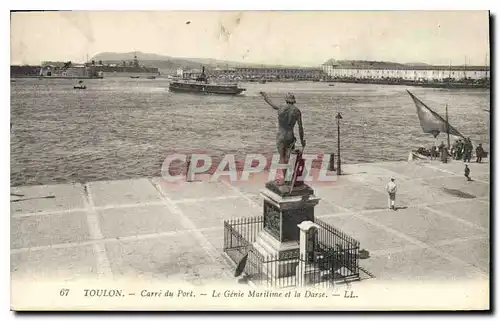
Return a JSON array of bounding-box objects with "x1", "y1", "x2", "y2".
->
[{"x1": 386, "y1": 177, "x2": 397, "y2": 210}]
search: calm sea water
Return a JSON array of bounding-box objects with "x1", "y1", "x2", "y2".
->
[{"x1": 10, "y1": 78, "x2": 490, "y2": 186}]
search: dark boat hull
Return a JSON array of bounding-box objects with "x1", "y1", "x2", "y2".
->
[{"x1": 169, "y1": 82, "x2": 245, "y2": 95}]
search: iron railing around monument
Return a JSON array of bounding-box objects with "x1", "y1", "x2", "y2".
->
[
  {"x1": 223, "y1": 216, "x2": 360, "y2": 288},
  {"x1": 223, "y1": 216, "x2": 265, "y2": 282},
  {"x1": 314, "y1": 218, "x2": 360, "y2": 283}
]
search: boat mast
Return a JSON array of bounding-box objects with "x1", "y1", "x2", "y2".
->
[
  {"x1": 448, "y1": 60, "x2": 451, "y2": 79},
  {"x1": 464, "y1": 56, "x2": 467, "y2": 79},
  {"x1": 446, "y1": 104, "x2": 450, "y2": 149},
  {"x1": 485, "y1": 53, "x2": 489, "y2": 80}
]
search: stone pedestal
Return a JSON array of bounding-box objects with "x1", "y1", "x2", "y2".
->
[{"x1": 253, "y1": 182, "x2": 321, "y2": 278}]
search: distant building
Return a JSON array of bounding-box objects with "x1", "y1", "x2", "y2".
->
[
  {"x1": 11, "y1": 64, "x2": 102, "y2": 78},
  {"x1": 86, "y1": 55, "x2": 160, "y2": 77},
  {"x1": 50, "y1": 65, "x2": 90, "y2": 77},
  {"x1": 11, "y1": 65, "x2": 41, "y2": 76},
  {"x1": 210, "y1": 66, "x2": 325, "y2": 80},
  {"x1": 322, "y1": 61, "x2": 490, "y2": 81}
]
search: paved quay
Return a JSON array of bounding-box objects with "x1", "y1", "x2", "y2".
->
[{"x1": 10, "y1": 160, "x2": 490, "y2": 286}]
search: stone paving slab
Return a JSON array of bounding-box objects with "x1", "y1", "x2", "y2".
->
[
  {"x1": 153, "y1": 177, "x2": 240, "y2": 201},
  {"x1": 177, "y1": 198, "x2": 260, "y2": 229},
  {"x1": 220, "y1": 171, "x2": 274, "y2": 197},
  {"x1": 11, "y1": 245, "x2": 97, "y2": 282},
  {"x1": 424, "y1": 161, "x2": 490, "y2": 176},
  {"x1": 11, "y1": 211, "x2": 90, "y2": 249},
  {"x1": 319, "y1": 185, "x2": 389, "y2": 211},
  {"x1": 199, "y1": 227, "x2": 225, "y2": 249},
  {"x1": 475, "y1": 174, "x2": 491, "y2": 184},
  {"x1": 104, "y1": 232, "x2": 232, "y2": 284},
  {"x1": 10, "y1": 183, "x2": 85, "y2": 214},
  {"x1": 423, "y1": 176, "x2": 489, "y2": 199},
  {"x1": 316, "y1": 214, "x2": 412, "y2": 252},
  {"x1": 364, "y1": 207, "x2": 487, "y2": 246},
  {"x1": 362, "y1": 247, "x2": 487, "y2": 281},
  {"x1": 434, "y1": 239, "x2": 490, "y2": 274},
  {"x1": 97, "y1": 204, "x2": 188, "y2": 239},
  {"x1": 314, "y1": 199, "x2": 346, "y2": 216},
  {"x1": 372, "y1": 162, "x2": 449, "y2": 179},
  {"x1": 427, "y1": 200, "x2": 490, "y2": 230},
  {"x1": 342, "y1": 163, "x2": 410, "y2": 185},
  {"x1": 89, "y1": 178, "x2": 163, "y2": 207},
  {"x1": 343, "y1": 162, "x2": 403, "y2": 175}
]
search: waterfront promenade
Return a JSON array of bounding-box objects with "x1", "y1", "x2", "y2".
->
[{"x1": 11, "y1": 159, "x2": 489, "y2": 288}]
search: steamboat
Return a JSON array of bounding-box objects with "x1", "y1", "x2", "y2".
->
[{"x1": 169, "y1": 67, "x2": 246, "y2": 95}]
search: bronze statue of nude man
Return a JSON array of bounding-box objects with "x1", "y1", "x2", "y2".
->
[{"x1": 260, "y1": 91, "x2": 306, "y2": 185}]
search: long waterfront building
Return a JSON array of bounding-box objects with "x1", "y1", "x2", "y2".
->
[
  {"x1": 200, "y1": 66, "x2": 325, "y2": 81},
  {"x1": 322, "y1": 61, "x2": 489, "y2": 81}
]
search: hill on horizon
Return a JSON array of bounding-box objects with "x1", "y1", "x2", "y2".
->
[
  {"x1": 404, "y1": 62, "x2": 431, "y2": 66},
  {"x1": 322, "y1": 59, "x2": 409, "y2": 68}
]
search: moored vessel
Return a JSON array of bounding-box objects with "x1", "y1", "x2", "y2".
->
[
  {"x1": 73, "y1": 80, "x2": 87, "y2": 89},
  {"x1": 91, "y1": 54, "x2": 160, "y2": 78}
]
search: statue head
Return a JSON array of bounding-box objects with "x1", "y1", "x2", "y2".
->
[{"x1": 285, "y1": 92, "x2": 296, "y2": 104}]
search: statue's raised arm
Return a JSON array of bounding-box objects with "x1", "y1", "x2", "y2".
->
[{"x1": 260, "y1": 91, "x2": 280, "y2": 110}]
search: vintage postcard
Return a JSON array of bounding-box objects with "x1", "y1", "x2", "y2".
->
[{"x1": 10, "y1": 10, "x2": 490, "y2": 311}]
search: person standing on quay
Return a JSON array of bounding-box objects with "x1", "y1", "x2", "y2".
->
[
  {"x1": 386, "y1": 177, "x2": 397, "y2": 210},
  {"x1": 463, "y1": 137, "x2": 473, "y2": 163},
  {"x1": 438, "y1": 141, "x2": 448, "y2": 163},
  {"x1": 464, "y1": 165, "x2": 472, "y2": 181},
  {"x1": 476, "y1": 143, "x2": 485, "y2": 163},
  {"x1": 462, "y1": 138, "x2": 468, "y2": 160},
  {"x1": 458, "y1": 140, "x2": 463, "y2": 159},
  {"x1": 430, "y1": 144, "x2": 437, "y2": 160},
  {"x1": 451, "y1": 140, "x2": 458, "y2": 159}
]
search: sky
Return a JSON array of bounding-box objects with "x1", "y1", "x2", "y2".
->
[{"x1": 10, "y1": 11, "x2": 490, "y2": 66}]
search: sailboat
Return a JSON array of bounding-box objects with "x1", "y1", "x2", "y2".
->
[{"x1": 406, "y1": 90, "x2": 465, "y2": 160}]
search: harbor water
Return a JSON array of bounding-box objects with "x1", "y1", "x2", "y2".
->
[{"x1": 10, "y1": 78, "x2": 490, "y2": 186}]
